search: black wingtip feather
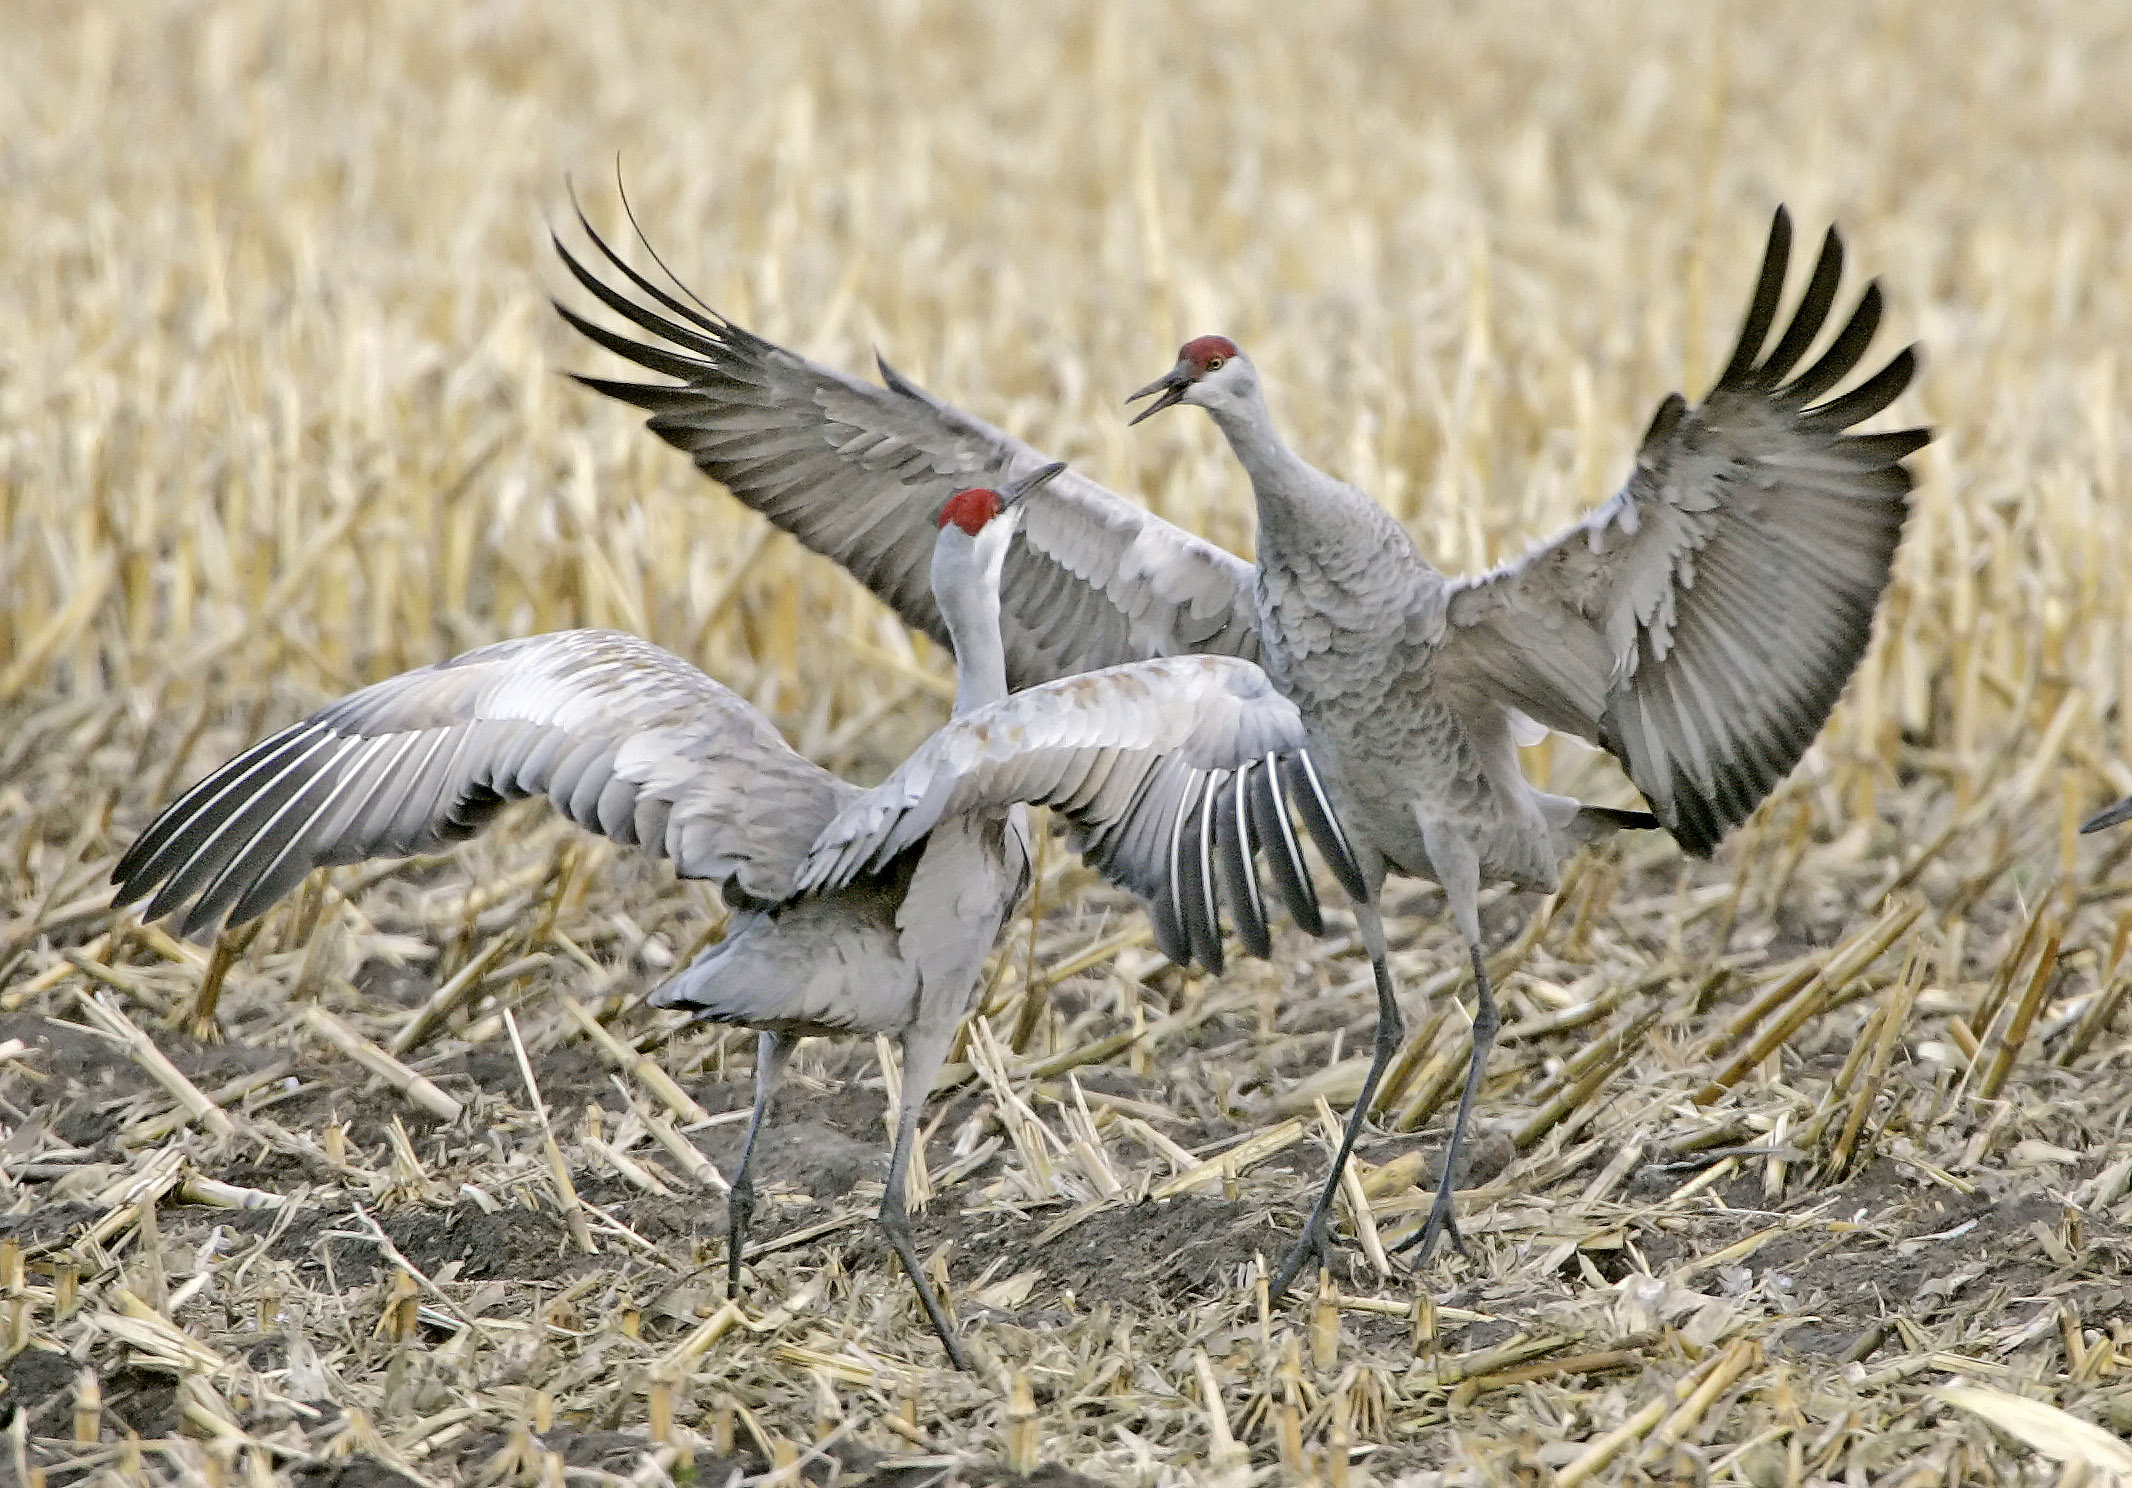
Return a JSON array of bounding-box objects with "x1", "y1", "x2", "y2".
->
[
  {"x1": 1212, "y1": 772, "x2": 1271, "y2": 961},
  {"x1": 1281, "y1": 753, "x2": 1370, "y2": 906},
  {"x1": 119, "y1": 726, "x2": 329, "y2": 909},
  {"x1": 1247, "y1": 755, "x2": 1321, "y2": 937},
  {"x1": 567, "y1": 198, "x2": 728, "y2": 341},
  {"x1": 1669, "y1": 777, "x2": 1725, "y2": 858},
  {"x1": 1756, "y1": 226, "x2": 1845, "y2": 388},
  {"x1": 1806, "y1": 345, "x2": 1918, "y2": 429},
  {"x1": 551, "y1": 251, "x2": 727, "y2": 369},
  {"x1": 1175, "y1": 772, "x2": 1225, "y2": 975},
  {"x1": 608, "y1": 174, "x2": 729, "y2": 329},
  {"x1": 1718, "y1": 206, "x2": 1794, "y2": 385},
  {"x1": 1846, "y1": 426, "x2": 1933, "y2": 464},
  {"x1": 1146, "y1": 891, "x2": 1191, "y2": 970},
  {"x1": 1638, "y1": 394, "x2": 1689, "y2": 458},
  {"x1": 1779, "y1": 282, "x2": 1881, "y2": 407},
  {"x1": 1582, "y1": 805, "x2": 1662, "y2": 833},
  {"x1": 566, "y1": 373, "x2": 713, "y2": 417},
  {"x1": 875, "y1": 352, "x2": 928, "y2": 401},
  {"x1": 554, "y1": 301, "x2": 712, "y2": 384}
]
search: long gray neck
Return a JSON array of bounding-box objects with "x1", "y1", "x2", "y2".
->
[
  {"x1": 1205, "y1": 389, "x2": 1322, "y2": 505},
  {"x1": 931, "y1": 532, "x2": 1010, "y2": 715},
  {"x1": 1206, "y1": 377, "x2": 1430, "y2": 586}
]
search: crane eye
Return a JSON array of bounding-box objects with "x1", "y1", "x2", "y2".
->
[{"x1": 1205, "y1": 356, "x2": 1226, "y2": 372}]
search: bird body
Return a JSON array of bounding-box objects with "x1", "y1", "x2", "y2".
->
[
  {"x1": 1129, "y1": 213, "x2": 1924, "y2": 1277},
  {"x1": 1198, "y1": 356, "x2": 1644, "y2": 901},
  {"x1": 649, "y1": 477, "x2": 1037, "y2": 1052},
  {"x1": 651, "y1": 813, "x2": 1022, "y2": 1042}
]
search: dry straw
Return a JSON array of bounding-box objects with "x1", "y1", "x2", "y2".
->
[{"x1": 5, "y1": 0, "x2": 2132, "y2": 1481}]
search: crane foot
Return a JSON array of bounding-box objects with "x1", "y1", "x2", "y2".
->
[
  {"x1": 879, "y1": 1204, "x2": 971, "y2": 1371},
  {"x1": 1270, "y1": 1210, "x2": 1337, "y2": 1299},
  {"x1": 1391, "y1": 1188, "x2": 1469, "y2": 1263}
]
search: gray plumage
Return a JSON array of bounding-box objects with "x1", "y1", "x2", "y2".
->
[
  {"x1": 552, "y1": 208, "x2": 1260, "y2": 692},
  {"x1": 799, "y1": 652, "x2": 1345, "y2": 970},
  {"x1": 1128, "y1": 207, "x2": 1926, "y2": 1284},
  {"x1": 111, "y1": 630, "x2": 849, "y2": 937},
  {"x1": 557, "y1": 204, "x2": 1926, "y2": 1287},
  {"x1": 111, "y1": 463, "x2": 1346, "y2": 1366}
]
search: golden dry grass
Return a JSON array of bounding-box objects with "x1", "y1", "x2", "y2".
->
[{"x1": 6, "y1": 1, "x2": 2132, "y2": 1483}]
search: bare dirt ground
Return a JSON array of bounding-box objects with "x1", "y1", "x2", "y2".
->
[
  {"x1": 8, "y1": 1, "x2": 2132, "y2": 1483},
  {"x1": 8, "y1": 688, "x2": 2132, "y2": 1485}
]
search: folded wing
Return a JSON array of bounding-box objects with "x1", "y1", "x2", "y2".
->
[
  {"x1": 112, "y1": 629, "x2": 853, "y2": 936},
  {"x1": 553, "y1": 208, "x2": 1261, "y2": 687},
  {"x1": 1437, "y1": 207, "x2": 1928, "y2": 855},
  {"x1": 795, "y1": 655, "x2": 1367, "y2": 973}
]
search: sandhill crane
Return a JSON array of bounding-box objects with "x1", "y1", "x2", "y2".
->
[
  {"x1": 1127, "y1": 210, "x2": 1927, "y2": 1283},
  {"x1": 553, "y1": 204, "x2": 1927, "y2": 1292},
  {"x1": 2083, "y1": 798, "x2": 2132, "y2": 833},
  {"x1": 111, "y1": 463, "x2": 1356, "y2": 1368}
]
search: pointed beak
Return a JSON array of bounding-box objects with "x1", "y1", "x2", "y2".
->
[
  {"x1": 1126, "y1": 363, "x2": 1193, "y2": 425},
  {"x1": 2082, "y1": 795, "x2": 2132, "y2": 834},
  {"x1": 1000, "y1": 461, "x2": 1068, "y2": 506}
]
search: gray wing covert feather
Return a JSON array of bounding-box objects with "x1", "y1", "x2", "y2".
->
[
  {"x1": 554, "y1": 211, "x2": 1261, "y2": 687},
  {"x1": 1436, "y1": 208, "x2": 1929, "y2": 856},
  {"x1": 797, "y1": 657, "x2": 1303, "y2": 886},
  {"x1": 794, "y1": 655, "x2": 1359, "y2": 973},
  {"x1": 112, "y1": 629, "x2": 853, "y2": 936}
]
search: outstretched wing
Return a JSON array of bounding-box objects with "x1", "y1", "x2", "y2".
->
[
  {"x1": 112, "y1": 630, "x2": 854, "y2": 936},
  {"x1": 553, "y1": 208, "x2": 1261, "y2": 687},
  {"x1": 1437, "y1": 207, "x2": 1928, "y2": 855},
  {"x1": 795, "y1": 655, "x2": 1367, "y2": 974}
]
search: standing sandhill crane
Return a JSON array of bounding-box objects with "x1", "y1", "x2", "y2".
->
[
  {"x1": 111, "y1": 463, "x2": 1356, "y2": 1368},
  {"x1": 552, "y1": 204, "x2": 1927, "y2": 1291},
  {"x1": 2082, "y1": 798, "x2": 2132, "y2": 833},
  {"x1": 1126, "y1": 210, "x2": 1927, "y2": 1284}
]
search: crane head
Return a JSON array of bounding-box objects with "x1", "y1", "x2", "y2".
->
[
  {"x1": 936, "y1": 487, "x2": 1005, "y2": 535},
  {"x1": 935, "y1": 461, "x2": 1067, "y2": 535},
  {"x1": 1127, "y1": 335, "x2": 1242, "y2": 424}
]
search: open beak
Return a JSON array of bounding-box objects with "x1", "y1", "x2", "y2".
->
[
  {"x1": 999, "y1": 461, "x2": 1068, "y2": 507},
  {"x1": 1126, "y1": 364, "x2": 1193, "y2": 425}
]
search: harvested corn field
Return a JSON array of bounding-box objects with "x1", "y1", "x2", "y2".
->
[{"x1": 6, "y1": 1, "x2": 2132, "y2": 1483}]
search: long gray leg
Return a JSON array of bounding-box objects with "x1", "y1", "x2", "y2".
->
[
  {"x1": 1396, "y1": 827, "x2": 1493, "y2": 1263},
  {"x1": 1392, "y1": 942, "x2": 1497, "y2": 1261},
  {"x1": 880, "y1": 1020, "x2": 970, "y2": 1370},
  {"x1": 1272, "y1": 900, "x2": 1402, "y2": 1299},
  {"x1": 726, "y1": 1031, "x2": 790, "y2": 1297}
]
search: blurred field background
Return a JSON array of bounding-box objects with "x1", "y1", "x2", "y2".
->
[{"x1": 7, "y1": 1, "x2": 2132, "y2": 1483}]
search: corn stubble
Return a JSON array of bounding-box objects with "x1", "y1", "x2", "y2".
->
[{"x1": 4, "y1": 1, "x2": 2132, "y2": 1482}]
